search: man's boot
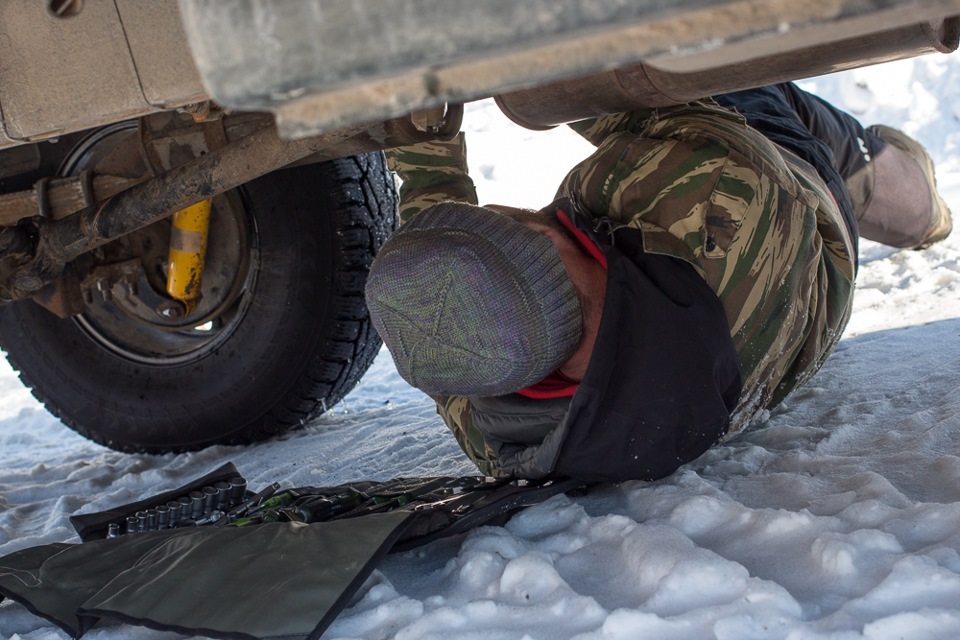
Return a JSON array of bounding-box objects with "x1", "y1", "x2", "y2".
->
[{"x1": 861, "y1": 125, "x2": 952, "y2": 249}]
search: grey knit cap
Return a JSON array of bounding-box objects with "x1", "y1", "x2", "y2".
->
[{"x1": 365, "y1": 202, "x2": 582, "y2": 397}]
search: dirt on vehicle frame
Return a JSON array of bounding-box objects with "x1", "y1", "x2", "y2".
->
[{"x1": 0, "y1": 0, "x2": 957, "y2": 452}]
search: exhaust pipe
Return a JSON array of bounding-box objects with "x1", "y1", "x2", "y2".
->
[{"x1": 495, "y1": 18, "x2": 960, "y2": 130}]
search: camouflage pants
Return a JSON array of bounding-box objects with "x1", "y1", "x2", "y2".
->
[{"x1": 715, "y1": 83, "x2": 878, "y2": 264}]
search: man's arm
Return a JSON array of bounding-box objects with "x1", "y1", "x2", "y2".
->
[
  {"x1": 385, "y1": 133, "x2": 478, "y2": 222},
  {"x1": 432, "y1": 394, "x2": 511, "y2": 477}
]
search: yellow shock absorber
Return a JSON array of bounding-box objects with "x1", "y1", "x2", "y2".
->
[{"x1": 166, "y1": 199, "x2": 211, "y2": 315}]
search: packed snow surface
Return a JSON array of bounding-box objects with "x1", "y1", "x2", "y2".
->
[{"x1": 3, "y1": 55, "x2": 960, "y2": 640}]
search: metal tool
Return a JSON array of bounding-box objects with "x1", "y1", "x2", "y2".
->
[
  {"x1": 228, "y1": 477, "x2": 247, "y2": 506},
  {"x1": 189, "y1": 491, "x2": 205, "y2": 519},
  {"x1": 214, "y1": 482, "x2": 231, "y2": 511}
]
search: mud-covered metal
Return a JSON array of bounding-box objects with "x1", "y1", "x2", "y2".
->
[
  {"x1": 0, "y1": 1, "x2": 205, "y2": 148},
  {"x1": 179, "y1": 0, "x2": 960, "y2": 138},
  {"x1": 0, "y1": 106, "x2": 461, "y2": 302},
  {"x1": 0, "y1": 122, "x2": 355, "y2": 301},
  {"x1": 495, "y1": 18, "x2": 960, "y2": 129}
]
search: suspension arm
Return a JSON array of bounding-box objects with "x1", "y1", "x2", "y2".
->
[{"x1": 0, "y1": 105, "x2": 462, "y2": 301}]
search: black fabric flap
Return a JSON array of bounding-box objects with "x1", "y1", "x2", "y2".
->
[
  {"x1": 4, "y1": 471, "x2": 584, "y2": 639},
  {"x1": 0, "y1": 543, "x2": 73, "y2": 636},
  {"x1": 554, "y1": 246, "x2": 742, "y2": 482},
  {"x1": 80, "y1": 515, "x2": 413, "y2": 640},
  {"x1": 0, "y1": 534, "x2": 176, "y2": 638}
]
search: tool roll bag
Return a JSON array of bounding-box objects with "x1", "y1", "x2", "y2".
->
[{"x1": 0, "y1": 462, "x2": 582, "y2": 640}]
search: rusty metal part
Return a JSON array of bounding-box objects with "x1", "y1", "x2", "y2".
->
[
  {"x1": 0, "y1": 104, "x2": 460, "y2": 228},
  {"x1": 138, "y1": 109, "x2": 244, "y2": 175},
  {"x1": 183, "y1": 101, "x2": 229, "y2": 124},
  {"x1": 74, "y1": 198, "x2": 245, "y2": 331},
  {"x1": 0, "y1": 172, "x2": 141, "y2": 225},
  {"x1": 161, "y1": 119, "x2": 227, "y2": 314},
  {"x1": 31, "y1": 266, "x2": 85, "y2": 318},
  {"x1": 0, "y1": 144, "x2": 42, "y2": 180},
  {"x1": 0, "y1": 105, "x2": 461, "y2": 301},
  {"x1": 288, "y1": 103, "x2": 464, "y2": 167},
  {"x1": 0, "y1": 123, "x2": 359, "y2": 300},
  {"x1": 650, "y1": 11, "x2": 960, "y2": 74},
  {"x1": 137, "y1": 110, "x2": 271, "y2": 178},
  {"x1": 66, "y1": 198, "x2": 240, "y2": 328},
  {"x1": 200, "y1": 118, "x2": 230, "y2": 151},
  {"x1": 50, "y1": 122, "x2": 365, "y2": 266},
  {"x1": 0, "y1": 113, "x2": 270, "y2": 226},
  {"x1": 495, "y1": 18, "x2": 960, "y2": 129},
  {"x1": 76, "y1": 260, "x2": 142, "y2": 307}
]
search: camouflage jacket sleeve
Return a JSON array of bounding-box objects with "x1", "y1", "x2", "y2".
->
[
  {"x1": 432, "y1": 394, "x2": 511, "y2": 477},
  {"x1": 384, "y1": 133, "x2": 478, "y2": 223},
  {"x1": 559, "y1": 101, "x2": 856, "y2": 432}
]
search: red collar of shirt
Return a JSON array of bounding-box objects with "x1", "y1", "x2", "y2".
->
[{"x1": 515, "y1": 208, "x2": 606, "y2": 400}]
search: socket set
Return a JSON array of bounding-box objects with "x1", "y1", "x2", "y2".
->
[
  {"x1": 115, "y1": 477, "x2": 249, "y2": 536},
  {"x1": 69, "y1": 462, "x2": 272, "y2": 542}
]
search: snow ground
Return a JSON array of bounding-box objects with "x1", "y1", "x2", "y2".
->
[{"x1": 3, "y1": 54, "x2": 960, "y2": 640}]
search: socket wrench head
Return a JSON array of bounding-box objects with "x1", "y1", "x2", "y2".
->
[
  {"x1": 189, "y1": 491, "x2": 205, "y2": 519},
  {"x1": 201, "y1": 486, "x2": 219, "y2": 515},
  {"x1": 215, "y1": 482, "x2": 231, "y2": 510},
  {"x1": 228, "y1": 477, "x2": 247, "y2": 506}
]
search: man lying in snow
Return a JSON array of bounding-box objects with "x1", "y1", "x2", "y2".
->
[{"x1": 365, "y1": 83, "x2": 952, "y2": 483}]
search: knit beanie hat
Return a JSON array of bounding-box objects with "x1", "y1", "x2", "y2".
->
[{"x1": 365, "y1": 202, "x2": 583, "y2": 397}]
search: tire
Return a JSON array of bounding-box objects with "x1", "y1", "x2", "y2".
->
[{"x1": 0, "y1": 152, "x2": 397, "y2": 452}]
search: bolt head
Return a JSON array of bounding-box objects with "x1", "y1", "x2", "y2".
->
[{"x1": 12, "y1": 273, "x2": 43, "y2": 292}]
